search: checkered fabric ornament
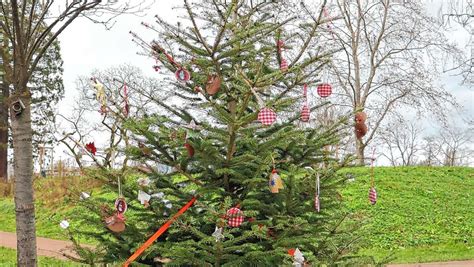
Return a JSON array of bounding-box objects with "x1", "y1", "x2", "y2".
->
[
  {"x1": 258, "y1": 107, "x2": 277, "y2": 126},
  {"x1": 300, "y1": 105, "x2": 310, "y2": 122},
  {"x1": 369, "y1": 187, "x2": 377, "y2": 205},
  {"x1": 317, "y1": 83, "x2": 332, "y2": 98},
  {"x1": 226, "y1": 207, "x2": 244, "y2": 227},
  {"x1": 314, "y1": 195, "x2": 320, "y2": 212},
  {"x1": 280, "y1": 59, "x2": 288, "y2": 72}
]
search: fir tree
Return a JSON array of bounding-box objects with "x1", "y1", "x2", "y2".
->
[{"x1": 72, "y1": 0, "x2": 362, "y2": 265}]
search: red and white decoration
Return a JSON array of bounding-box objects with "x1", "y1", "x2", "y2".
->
[
  {"x1": 115, "y1": 198, "x2": 128, "y2": 214},
  {"x1": 258, "y1": 107, "x2": 277, "y2": 126},
  {"x1": 315, "y1": 170, "x2": 321, "y2": 212},
  {"x1": 226, "y1": 207, "x2": 244, "y2": 228},
  {"x1": 369, "y1": 187, "x2": 377, "y2": 205},
  {"x1": 175, "y1": 68, "x2": 191, "y2": 82},
  {"x1": 317, "y1": 83, "x2": 332, "y2": 98},
  {"x1": 301, "y1": 84, "x2": 310, "y2": 122},
  {"x1": 280, "y1": 59, "x2": 288, "y2": 72},
  {"x1": 277, "y1": 39, "x2": 288, "y2": 72}
]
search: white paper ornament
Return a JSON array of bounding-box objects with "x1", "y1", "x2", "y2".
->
[
  {"x1": 212, "y1": 226, "x2": 224, "y2": 242},
  {"x1": 60, "y1": 220, "x2": 70, "y2": 229},
  {"x1": 138, "y1": 190, "x2": 151, "y2": 205},
  {"x1": 152, "y1": 192, "x2": 164, "y2": 199},
  {"x1": 80, "y1": 192, "x2": 90, "y2": 200}
]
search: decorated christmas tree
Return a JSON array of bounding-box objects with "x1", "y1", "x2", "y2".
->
[{"x1": 70, "y1": 0, "x2": 363, "y2": 265}]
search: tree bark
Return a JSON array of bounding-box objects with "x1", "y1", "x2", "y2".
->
[
  {"x1": 355, "y1": 136, "x2": 365, "y2": 165},
  {"x1": 0, "y1": 80, "x2": 9, "y2": 182},
  {"x1": 11, "y1": 92, "x2": 37, "y2": 267}
]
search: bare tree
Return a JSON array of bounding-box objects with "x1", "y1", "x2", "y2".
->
[
  {"x1": 57, "y1": 65, "x2": 160, "y2": 172},
  {"x1": 327, "y1": 0, "x2": 462, "y2": 164},
  {"x1": 438, "y1": 125, "x2": 473, "y2": 166},
  {"x1": 0, "y1": 1, "x2": 149, "y2": 265},
  {"x1": 379, "y1": 116, "x2": 423, "y2": 166}
]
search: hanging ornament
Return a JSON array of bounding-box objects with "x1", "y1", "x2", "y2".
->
[
  {"x1": 300, "y1": 84, "x2": 310, "y2": 122},
  {"x1": 175, "y1": 68, "x2": 191, "y2": 82},
  {"x1": 212, "y1": 226, "x2": 224, "y2": 242},
  {"x1": 369, "y1": 148, "x2": 377, "y2": 205},
  {"x1": 280, "y1": 59, "x2": 289, "y2": 72},
  {"x1": 316, "y1": 83, "x2": 332, "y2": 98},
  {"x1": 115, "y1": 197, "x2": 128, "y2": 214},
  {"x1": 138, "y1": 190, "x2": 151, "y2": 208},
  {"x1": 123, "y1": 82, "x2": 130, "y2": 117},
  {"x1": 105, "y1": 213, "x2": 126, "y2": 233},
  {"x1": 59, "y1": 220, "x2": 70, "y2": 229},
  {"x1": 315, "y1": 169, "x2": 320, "y2": 212},
  {"x1": 369, "y1": 187, "x2": 377, "y2": 205},
  {"x1": 250, "y1": 87, "x2": 278, "y2": 126},
  {"x1": 288, "y1": 248, "x2": 305, "y2": 267},
  {"x1": 355, "y1": 112, "x2": 368, "y2": 139},
  {"x1": 184, "y1": 142, "x2": 194, "y2": 157},
  {"x1": 226, "y1": 206, "x2": 244, "y2": 228},
  {"x1": 258, "y1": 108, "x2": 277, "y2": 126},
  {"x1": 85, "y1": 142, "x2": 97, "y2": 155},
  {"x1": 91, "y1": 78, "x2": 107, "y2": 114},
  {"x1": 183, "y1": 119, "x2": 202, "y2": 131},
  {"x1": 206, "y1": 74, "x2": 221, "y2": 95},
  {"x1": 137, "y1": 177, "x2": 150, "y2": 187},
  {"x1": 163, "y1": 199, "x2": 173, "y2": 209},
  {"x1": 269, "y1": 169, "x2": 284, "y2": 193},
  {"x1": 277, "y1": 39, "x2": 288, "y2": 72}
]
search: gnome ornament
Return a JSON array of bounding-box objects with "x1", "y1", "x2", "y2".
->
[
  {"x1": 288, "y1": 248, "x2": 305, "y2": 267},
  {"x1": 269, "y1": 169, "x2": 284, "y2": 193}
]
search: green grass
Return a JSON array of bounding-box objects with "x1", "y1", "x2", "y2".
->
[
  {"x1": 1, "y1": 167, "x2": 473, "y2": 264},
  {"x1": 0, "y1": 246, "x2": 85, "y2": 266},
  {"x1": 340, "y1": 166, "x2": 474, "y2": 263}
]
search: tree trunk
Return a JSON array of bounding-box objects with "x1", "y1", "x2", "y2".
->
[
  {"x1": 11, "y1": 93, "x2": 37, "y2": 266},
  {"x1": 0, "y1": 80, "x2": 8, "y2": 182},
  {"x1": 355, "y1": 137, "x2": 365, "y2": 166}
]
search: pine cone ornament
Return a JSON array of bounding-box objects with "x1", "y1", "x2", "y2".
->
[
  {"x1": 355, "y1": 123, "x2": 368, "y2": 139},
  {"x1": 355, "y1": 112, "x2": 367, "y2": 123}
]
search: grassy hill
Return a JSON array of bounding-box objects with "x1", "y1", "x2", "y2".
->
[
  {"x1": 0, "y1": 167, "x2": 473, "y2": 264},
  {"x1": 340, "y1": 166, "x2": 474, "y2": 263}
]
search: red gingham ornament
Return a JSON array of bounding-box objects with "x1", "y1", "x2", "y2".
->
[
  {"x1": 301, "y1": 105, "x2": 310, "y2": 122},
  {"x1": 300, "y1": 84, "x2": 310, "y2": 122},
  {"x1": 280, "y1": 59, "x2": 288, "y2": 72},
  {"x1": 258, "y1": 107, "x2": 277, "y2": 126},
  {"x1": 369, "y1": 187, "x2": 377, "y2": 205},
  {"x1": 317, "y1": 83, "x2": 332, "y2": 98},
  {"x1": 226, "y1": 207, "x2": 244, "y2": 227}
]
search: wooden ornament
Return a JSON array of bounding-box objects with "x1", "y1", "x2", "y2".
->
[
  {"x1": 175, "y1": 68, "x2": 191, "y2": 82},
  {"x1": 105, "y1": 213, "x2": 126, "y2": 233},
  {"x1": 206, "y1": 74, "x2": 221, "y2": 95}
]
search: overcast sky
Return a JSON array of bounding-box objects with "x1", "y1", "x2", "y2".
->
[{"x1": 53, "y1": 0, "x2": 472, "y2": 166}]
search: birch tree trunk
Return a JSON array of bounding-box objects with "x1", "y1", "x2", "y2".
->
[{"x1": 11, "y1": 92, "x2": 37, "y2": 267}]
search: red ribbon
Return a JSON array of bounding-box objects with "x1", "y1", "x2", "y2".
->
[{"x1": 123, "y1": 197, "x2": 197, "y2": 267}]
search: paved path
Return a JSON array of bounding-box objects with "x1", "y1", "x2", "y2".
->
[
  {"x1": 387, "y1": 261, "x2": 474, "y2": 267},
  {"x1": 1, "y1": 231, "x2": 473, "y2": 266},
  {"x1": 0, "y1": 231, "x2": 87, "y2": 260}
]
